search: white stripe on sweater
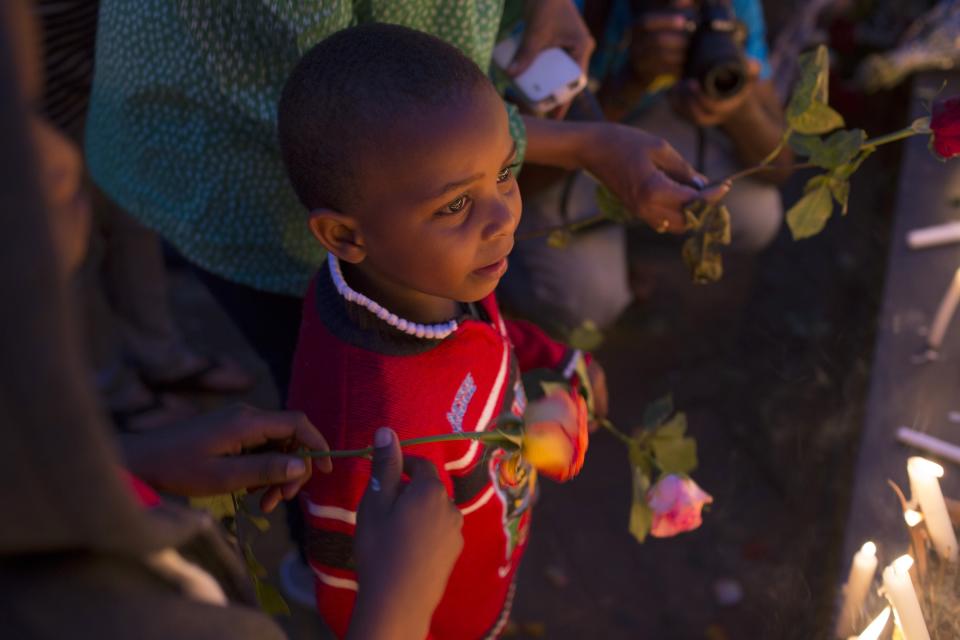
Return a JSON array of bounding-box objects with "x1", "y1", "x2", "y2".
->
[{"x1": 445, "y1": 339, "x2": 509, "y2": 471}]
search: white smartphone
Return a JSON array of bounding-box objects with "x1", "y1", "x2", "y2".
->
[{"x1": 492, "y1": 34, "x2": 587, "y2": 114}]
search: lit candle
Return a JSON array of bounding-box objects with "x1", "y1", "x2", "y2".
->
[
  {"x1": 852, "y1": 606, "x2": 890, "y2": 640},
  {"x1": 907, "y1": 457, "x2": 958, "y2": 561},
  {"x1": 927, "y1": 267, "x2": 960, "y2": 350},
  {"x1": 836, "y1": 541, "x2": 879, "y2": 637},
  {"x1": 882, "y1": 555, "x2": 929, "y2": 640}
]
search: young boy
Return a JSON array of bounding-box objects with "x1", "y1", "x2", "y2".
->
[{"x1": 280, "y1": 24, "x2": 606, "y2": 639}]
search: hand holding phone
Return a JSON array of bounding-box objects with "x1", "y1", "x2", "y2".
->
[{"x1": 493, "y1": 34, "x2": 587, "y2": 115}]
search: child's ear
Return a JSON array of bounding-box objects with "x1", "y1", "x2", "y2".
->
[{"x1": 308, "y1": 210, "x2": 366, "y2": 264}]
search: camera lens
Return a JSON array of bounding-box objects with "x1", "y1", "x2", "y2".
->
[{"x1": 702, "y1": 62, "x2": 746, "y2": 100}]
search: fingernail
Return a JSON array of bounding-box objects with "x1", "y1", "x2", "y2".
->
[
  {"x1": 691, "y1": 176, "x2": 707, "y2": 189},
  {"x1": 286, "y1": 458, "x2": 307, "y2": 479},
  {"x1": 374, "y1": 427, "x2": 393, "y2": 448}
]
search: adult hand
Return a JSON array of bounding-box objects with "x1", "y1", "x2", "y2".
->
[
  {"x1": 579, "y1": 123, "x2": 730, "y2": 232},
  {"x1": 508, "y1": 0, "x2": 595, "y2": 119},
  {"x1": 120, "y1": 404, "x2": 331, "y2": 513},
  {"x1": 669, "y1": 59, "x2": 762, "y2": 128},
  {"x1": 629, "y1": 9, "x2": 694, "y2": 88},
  {"x1": 349, "y1": 428, "x2": 463, "y2": 640}
]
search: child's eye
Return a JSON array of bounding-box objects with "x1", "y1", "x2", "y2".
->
[
  {"x1": 440, "y1": 194, "x2": 470, "y2": 215},
  {"x1": 497, "y1": 164, "x2": 518, "y2": 184}
]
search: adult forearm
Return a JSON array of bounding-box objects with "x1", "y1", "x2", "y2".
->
[{"x1": 521, "y1": 116, "x2": 593, "y2": 170}]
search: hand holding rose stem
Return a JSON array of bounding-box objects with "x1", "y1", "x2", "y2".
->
[{"x1": 299, "y1": 389, "x2": 711, "y2": 541}]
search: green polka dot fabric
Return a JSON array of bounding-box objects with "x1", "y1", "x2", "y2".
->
[{"x1": 85, "y1": 1, "x2": 525, "y2": 296}]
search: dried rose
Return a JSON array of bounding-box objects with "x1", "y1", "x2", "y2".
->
[
  {"x1": 647, "y1": 474, "x2": 713, "y2": 538},
  {"x1": 521, "y1": 390, "x2": 588, "y2": 482},
  {"x1": 931, "y1": 96, "x2": 960, "y2": 160}
]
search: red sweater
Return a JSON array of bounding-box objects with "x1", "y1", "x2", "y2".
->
[{"x1": 288, "y1": 268, "x2": 580, "y2": 639}]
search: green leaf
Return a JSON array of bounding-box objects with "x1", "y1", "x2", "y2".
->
[
  {"x1": 652, "y1": 436, "x2": 698, "y2": 475},
  {"x1": 791, "y1": 129, "x2": 865, "y2": 169},
  {"x1": 245, "y1": 514, "x2": 271, "y2": 533},
  {"x1": 629, "y1": 498, "x2": 654, "y2": 543},
  {"x1": 786, "y1": 185, "x2": 833, "y2": 239},
  {"x1": 653, "y1": 412, "x2": 688, "y2": 441},
  {"x1": 642, "y1": 395, "x2": 674, "y2": 429},
  {"x1": 787, "y1": 45, "x2": 830, "y2": 123},
  {"x1": 254, "y1": 578, "x2": 291, "y2": 617},
  {"x1": 243, "y1": 542, "x2": 268, "y2": 578},
  {"x1": 790, "y1": 101, "x2": 845, "y2": 135},
  {"x1": 547, "y1": 230, "x2": 572, "y2": 249},
  {"x1": 829, "y1": 179, "x2": 850, "y2": 215},
  {"x1": 833, "y1": 147, "x2": 875, "y2": 180},
  {"x1": 189, "y1": 494, "x2": 237, "y2": 521},
  {"x1": 681, "y1": 204, "x2": 732, "y2": 284},
  {"x1": 567, "y1": 320, "x2": 604, "y2": 351},
  {"x1": 595, "y1": 184, "x2": 631, "y2": 223},
  {"x1": 628, "y1": 442, "x2": 654, "y2": 478}
]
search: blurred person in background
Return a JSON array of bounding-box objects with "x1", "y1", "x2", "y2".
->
[
  {"x1": 37, "y1": 0, "x2": 255, "y2": 434},
  {"x1": 500, "y1": 0, "x2": 791, "y2": 334}
]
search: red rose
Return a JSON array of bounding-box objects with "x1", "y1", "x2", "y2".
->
[
  {"x1": 521, "y1": 390, "x2": 589, "y2": 482},
  {"x1": 647, "y1": 475, "x2": 713, "y2": 538},
  {"x1": 930, "y1": 96, "x2": 960, "y2": 159}
]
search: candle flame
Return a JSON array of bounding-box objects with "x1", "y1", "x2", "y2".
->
[
  {"x1": 856, "y1": 606, "x2": 891, "y2": 640},
  {"x1": 907, "y1": 456, "x2": 945, "y2": 478},
  {"x1": 904, "y1": 509, "x2": 923, "y2": 527},
  {"x1": 860, "y1": 541, "x2": 877, "y2": 556},
  {"x1": 892, "y1": 554, "x2": 914, "y2": 575}
]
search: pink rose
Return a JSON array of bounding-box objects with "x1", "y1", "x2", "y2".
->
[
  {"x1": 521, "y1": 390, "x2": 589, "y2": 482},
  {"x1": 931, "y1": 96, "x2": 960, "y2": 159},
  {"x1": 647, "y1": 474, "x2": 713, "y2": 538}
]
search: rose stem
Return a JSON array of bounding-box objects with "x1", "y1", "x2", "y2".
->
[{"x1": 304, "y1": 431, "x2": 509, "y2": 458}]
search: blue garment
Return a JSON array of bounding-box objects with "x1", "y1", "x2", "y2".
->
[{"x1": 575, "y1": 0, "x2": 772, "y2": 82}]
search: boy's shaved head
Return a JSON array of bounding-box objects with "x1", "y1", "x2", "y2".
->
[{"x1": 278, "y1": 22, "x2": 491, "y2": 213}]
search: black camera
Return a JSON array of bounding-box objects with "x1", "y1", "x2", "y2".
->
[
  {"x1": 686, "y1": 0, "x2": 748, "y2": 99},
  {"x1": 635, "y1": 0, "x2": 749, "y2": 100}
]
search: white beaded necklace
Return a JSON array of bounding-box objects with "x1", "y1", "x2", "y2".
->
[{"x1": 328, "y1": 253, "x2": 459, "y2": 340}]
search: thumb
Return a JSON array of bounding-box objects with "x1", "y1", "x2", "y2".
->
[
  {"x1": 507, "y1": 31, "x2": 549, "y2": 76},
  {"x1": 368, "y1": 427, "x2": 403, "y2": 506}
]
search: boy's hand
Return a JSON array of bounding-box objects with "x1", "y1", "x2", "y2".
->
[
  {"x1": 119, "y1": 404, "x2": 331, "y2": 513},
  {"x1": 350, "y1": 428, "x2": 463, "y2": 640},
  {"x1": 587, "y1": 359, "x2": 608, "y2": 431}
]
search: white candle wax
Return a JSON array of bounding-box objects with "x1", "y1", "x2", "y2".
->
[
  {"x1": 907, "y1": 457, "x2": 958, "y2": 561},
  {"x1": 927, "y1": 268, "x2": 960, "y2": 350},
  {"x1": 897, "y1": 427, "x2": 960, "y2": 466},
  {"x1": 908, "y1": 221, "x2": 960, "y2": 249},
  {"x1": 836, "y1": 541, "x2": 879, "y2": 637},
  {"x1": 853, "y1": 606, "x2": 890, "y2": 640},
  {"x1": 882, "y1": 555, "x2": 929, "y2": 640}
]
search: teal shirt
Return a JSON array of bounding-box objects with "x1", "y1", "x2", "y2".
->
[{"x1": 85, "y1": 1, "x2": 525, "y2": 296}]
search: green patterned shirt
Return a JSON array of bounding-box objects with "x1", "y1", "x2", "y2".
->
[{"x1": 85, "y1": 1, "x2": 525, "y2": 296}]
